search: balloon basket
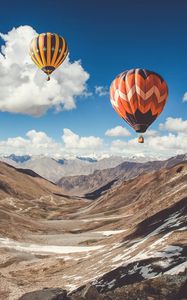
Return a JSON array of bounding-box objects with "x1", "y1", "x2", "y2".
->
[{"x1": 138, "y1": 135, "x2": 144, "y2": 143}]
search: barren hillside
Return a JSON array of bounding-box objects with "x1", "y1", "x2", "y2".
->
[{"x1": 0, "y1": 161, "x2": 186, "y2": 299}]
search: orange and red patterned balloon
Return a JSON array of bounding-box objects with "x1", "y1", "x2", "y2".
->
[{"x1": 110, "y1": 69, "x2": 168, "y2": 138}]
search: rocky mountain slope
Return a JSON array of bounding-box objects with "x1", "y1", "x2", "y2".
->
[
  {"x1": 0, "y1": 162, "x2": 87, "y2": 239},
  {"x1": 0, "y1": 161, "x2": 62, "y2": 200},
  {"x1": 0, "y1": 160, "x2": 186, "y2": 299},
  {"x1": 57, "y1": 154, "x2": 187, "y2": 198},
  {"x1": 0, "y1": 155, "x2": 126, "y2": 182},
  {"x1": 19, "y1": 273, "x2": 187, "y2": 299}
]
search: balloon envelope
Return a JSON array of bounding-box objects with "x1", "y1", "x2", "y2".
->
[
  {"x1": 110, "y1": 68, "x2": 168, "y2": 133},
  {"x1": 29, "y1": 32, "x2": 68, "y2": 79}
]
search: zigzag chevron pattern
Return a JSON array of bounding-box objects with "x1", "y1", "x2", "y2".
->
[{"x1": 110, "y1": 69, "x2": 168, "y2": 133}]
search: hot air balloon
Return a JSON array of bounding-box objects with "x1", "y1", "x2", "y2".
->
[
  {"x1": 29, "y1": 32, "x2": 68, "y2": 81},
  {"x1": 110, "y1": 68, "x2": 168, "y2": 143}
]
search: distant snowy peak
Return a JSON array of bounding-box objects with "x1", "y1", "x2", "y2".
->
[
  {"x1": 5, "y1": 154, "x2": 31, "y2": 163},
  {"x1": 125, "y1": 153, "x2": 187, "y2": 163},
  {"x1": 57, "y1": 157, "x2": 98, "y2": 164},
  {"x1": 57, "y1": 159, "x2": 65, "y2": 165},
  {"x1": 76, "y1": 156, "x2": 98, "y2": 163},
  {"x1": 0, "y1": 153, "x2": 186, "y2": 183}
]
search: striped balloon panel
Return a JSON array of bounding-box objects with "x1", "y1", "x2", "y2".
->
[
  {"x1": 110, "y1": 69, "x2": 168, "y2": 133},
  {"x1": 30, "y1": 32, "x2": 68, "y2": 75}
]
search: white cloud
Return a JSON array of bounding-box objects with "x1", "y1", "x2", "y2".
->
[
  {"x1": 0, "y1": 26, "x2": 90, "y2": 116},
  {"x1": 183, "y1": 92, "x2": 187, "y2": 102},
  {"x1": 62, "y1": 128, "x2": 103, "y2": 150},
  {"x1": 146, "y1": 132, "x2": 187, "y2": 151},
  {"x1": 159, "y1": 117, "x2": 187, "y2": 133},
  {"x1": 109, "y1": 118, "x2": 187, "y2": 158},
  {"x1": 0, "y1": 128, "x2": 103, "y2": 157},
  {"x1": 110, "y1": 131, "x2": 187, "y2": 158},
  {"x1": 95, "y1": 85, "x2": 108, "y2": 96},
  {"x1": 0, "y1": 130, "x2": 60, "y2": 156},
  {"x1": 144, "y1": 129, "x2": 158, "y2": 137},
  {"x1": 26, "y1": 130, "x2": 53, "y2": 146},
  {"x1": 105, "y1": 126, "x2": 131, "y2": 137},
  {"x1": 0, "y1": 123, "x2": 186, "y2": 159},
  {"x1": 111, "y1": 139, "x2": 127, "y2": 148}
]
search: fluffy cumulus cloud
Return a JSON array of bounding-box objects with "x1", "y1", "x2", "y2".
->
[
  {"x1": 0, "y1": 129, "x2": 103, "y2": 157},
  {"x1": 62, "y1": 128, "x2": 103, "y2": 150},
  {"x1": 110, "y1": 131, "x2": 187, "y2": 158},
  {"x1": 109, "y1": 117, "x2": 187, "y2": 157},
  {"x1": 146, "y1": 132, "x2": 187, "y2": 151},
  {"x1": 159, "y1": 117, "x2": 187, "y2": 133},
  {"x1": 105, "y1": 126, "x2": 131, "y2": 137},
  {"x1": 95, "y1": 85, "x2": 108, "y2": 96},
  {"x1": 0, "y1": 26, "x2": 90, "y2": 116},
  {"x1": 0, "y1": 126, "x2": 186, "y2": 159},
  {"x1": 144, "y1": 129, "x2": 158, "y2": 137},
  {"x1": 0, "y1": 130, "x2": 61, "y2": 156}
]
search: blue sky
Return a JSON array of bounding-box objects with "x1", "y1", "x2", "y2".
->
[{"x1": 0, "y1": 0, "x2": 186, "y2": 157}]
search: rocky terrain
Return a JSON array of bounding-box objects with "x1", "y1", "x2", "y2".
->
[
  {"x1": 0, "y1": 158, "x2": 186, "y2": 299},
  {"x1": 19, "y1": 274, "x2": 187, "y2": 299},
  {"x1": 0, "y1": 162, "x2": 87, "y2": 239},
  {"x1": 0, "y1": 155, "x2": 126, "y2": 182},
  {"x1": 57, "y1": 154, "x2": 187, "y2": 197},
  {"x1": 2, "y1": 154, "x2": 184, "y2": 183}
]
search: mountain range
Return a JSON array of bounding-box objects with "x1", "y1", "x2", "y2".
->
[
  {"x1": 1, "y1": 153, "x2": 186, "y2": 186},
  {"x1": 0, "y1": 156, "x2": 186, "y2": 299},
  {"x1": 57, "y1": 154, "x2": 187, "y2": 198},
  {"x1": 0, "y1": 155, "x2": 127, "y2": 182}
]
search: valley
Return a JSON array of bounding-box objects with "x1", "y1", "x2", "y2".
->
[{"x1": 0, "y1": 157, "x2": 186, "y2": 299}]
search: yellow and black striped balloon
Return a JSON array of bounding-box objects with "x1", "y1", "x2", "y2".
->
[{"x1": 29, "y1": 32, "x2": 68, "y2": 80}]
